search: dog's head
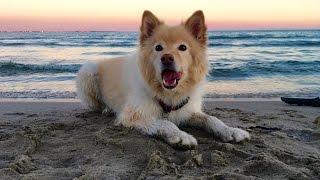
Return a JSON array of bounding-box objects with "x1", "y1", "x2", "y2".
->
[{"x1": 139, "y1": 10, "x2": 208, "y2": 98}]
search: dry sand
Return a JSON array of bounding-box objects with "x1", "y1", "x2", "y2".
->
[{"x1": 0, "y1": 99, "x2": 319, "y2": 179}]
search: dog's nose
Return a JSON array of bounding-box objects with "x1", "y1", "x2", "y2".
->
[{"x1": 161, "y1": 54, "x2": 174, "y2": 65}]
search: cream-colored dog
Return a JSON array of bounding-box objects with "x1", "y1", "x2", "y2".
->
[{"x1": 76, "y1": 10, "x2": 250, "y2": 149}]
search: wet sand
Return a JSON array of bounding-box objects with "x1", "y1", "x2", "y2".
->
[{"x1": 0, "y1": 100, "x2": 319, "y2": 179}]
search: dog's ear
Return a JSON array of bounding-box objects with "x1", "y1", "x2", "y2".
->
[
  {"x1": 185, "y1": 10, "x2": 207, "y2": 45},
  {"x1": 140, "y1": 10, "x2": 161, "y2": 44}
]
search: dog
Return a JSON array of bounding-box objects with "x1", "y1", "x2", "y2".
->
[{"x1": 76, "y1": 10, "x2": 250, "y2": 149}]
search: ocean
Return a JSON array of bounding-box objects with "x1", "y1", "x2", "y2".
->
[{"x1": 0, "y1": 30, "x2": 319, "y2": 99}]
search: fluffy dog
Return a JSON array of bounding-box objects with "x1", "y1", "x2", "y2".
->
[{"x1": 76, "y1": 10, "x2": 250, "y2": 149}]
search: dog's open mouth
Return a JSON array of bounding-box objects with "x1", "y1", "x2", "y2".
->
[{"x1": 161, "y1": 70, "x2": 182, "y2": 89}]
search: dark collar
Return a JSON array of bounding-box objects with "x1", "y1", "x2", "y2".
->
[{"x1": 157, "y1": 97, "x2": 190, "y2": 114}]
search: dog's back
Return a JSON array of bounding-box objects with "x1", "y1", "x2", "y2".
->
[{"x1": 76, "y1": 55, "x2": 141, "y2": 114}]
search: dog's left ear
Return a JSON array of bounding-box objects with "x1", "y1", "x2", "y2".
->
[
  {"x1": 140, "y1": 10, "x2": 162, "y2": 44},
  {"x1": 185, "y1": 10, "x2": 207, "y2": 45}
]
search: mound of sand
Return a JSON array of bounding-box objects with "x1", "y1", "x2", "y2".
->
[{"x1": 0, "y1": 100, "x2": 319, "y2": 179}]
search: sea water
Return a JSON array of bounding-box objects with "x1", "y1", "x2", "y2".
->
[{"x1": 0, "y1": 30, "x2": 319, "y2": 99}]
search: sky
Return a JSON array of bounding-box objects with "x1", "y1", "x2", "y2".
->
[{"x1": 1, "y1": 0, "x2": 320, "y2": 31}]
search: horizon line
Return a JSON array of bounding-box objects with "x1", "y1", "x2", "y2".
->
[{"x1": 1, "y1": 28, "x2": 320, "y2": 33}]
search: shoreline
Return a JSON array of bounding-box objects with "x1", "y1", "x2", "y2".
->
[{"x1": 0, "y1": 97, "x2": 282, "y2": 102}]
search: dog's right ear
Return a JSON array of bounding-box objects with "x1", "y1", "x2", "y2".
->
[{"x1": 140, "y1": 10, "x2": 161, "y2": 44}]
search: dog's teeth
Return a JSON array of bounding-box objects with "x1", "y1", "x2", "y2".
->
[
  {"x1": 172, "y1": 79, "x2": 177, "y2": 85},
  {"x1": 163, "y1": 79, "x2": 167, "y2": 85},
  {"x1": 163, "y1": 79, "x2": 176, "y2": 86}
]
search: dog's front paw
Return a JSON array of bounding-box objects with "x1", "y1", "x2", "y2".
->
[
  {"x1": 165, "y1": 131, "x2": 198, "y2": 150},
  {"x1": 220, "y1": 127, "x2": 250, "y2": 143}
]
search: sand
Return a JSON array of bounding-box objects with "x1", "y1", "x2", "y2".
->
[{"x1": 0, "y1": 99, "x2": 319, "y2": 179}]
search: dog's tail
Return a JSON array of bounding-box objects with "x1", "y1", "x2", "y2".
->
[{"x1": 76, "y1": 62, "x2": 103, "y2": 111}]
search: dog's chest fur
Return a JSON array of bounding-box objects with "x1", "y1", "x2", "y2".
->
[{"x1": 97, "y1": 53, "x2": 204, "y2": 124}]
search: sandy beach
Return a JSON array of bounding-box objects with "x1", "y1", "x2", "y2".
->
[{"x1": 0, "y1": 99, "x2": 319, "y2": 179}]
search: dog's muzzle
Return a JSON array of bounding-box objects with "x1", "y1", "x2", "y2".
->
[{"x1": 160, "y1": 54, "x2": 182, "y2": 90}]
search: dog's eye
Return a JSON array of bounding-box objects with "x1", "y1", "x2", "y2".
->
[
  {"x1": 178, "y1": 44, "x2": 187, "y2": 51},
  {"x1": 155, "y1": 45, "x2": 163, "y2": 51}
]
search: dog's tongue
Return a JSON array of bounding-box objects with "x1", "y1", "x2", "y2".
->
[{"x1": 162, "y1": 71, "x2": 181, "y2": 85}]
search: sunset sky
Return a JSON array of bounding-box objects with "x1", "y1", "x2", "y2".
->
[{"x1": 1, "y1": 0, "x2": 320, "y2": 31}]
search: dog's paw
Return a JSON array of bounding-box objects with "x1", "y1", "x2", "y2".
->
[
  {"x1": 219, "y1": 127, "x2": 250, "y2": 143},
  {"x1": 165, "y1": 131, "x2": 198, "y2": 150}
]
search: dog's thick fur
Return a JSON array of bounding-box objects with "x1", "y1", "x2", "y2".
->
[{"x1": 76, "y1": 10, "x2": 250, "y2": 149}]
